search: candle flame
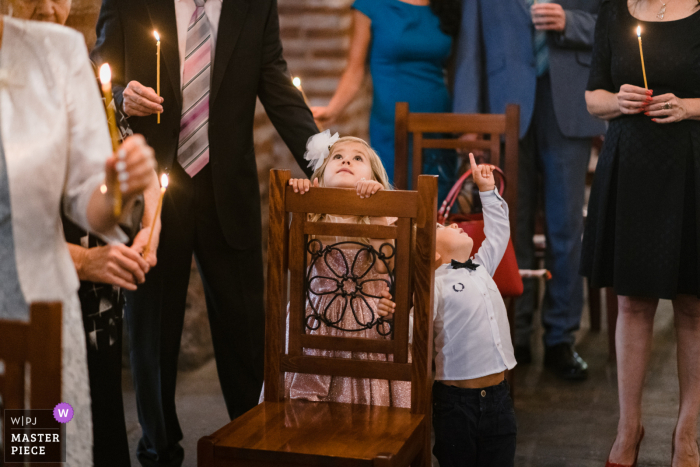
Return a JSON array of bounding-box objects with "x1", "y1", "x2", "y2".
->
[
  {"x1": 161, "y1": 173, "x2": 169, "y2": 188},
  {"x1": 154, "y1": 31, "x2": 160, "y2": 41},
  {"x1": 292, "y1": 77, "x2": 301, "y2": 88},
  {"x1": 637, "y1": 25, "x2": 642, "y2": 37},
  {"x1": 99, "y1": 63, "x2": 112, "y2": 85}
]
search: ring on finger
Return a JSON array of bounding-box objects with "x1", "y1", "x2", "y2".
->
[{"x1": 664, "y1": 102, "x2": 672, "y2": 110}]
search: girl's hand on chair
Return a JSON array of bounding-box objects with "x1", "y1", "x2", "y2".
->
[
  {"x1": 356, "y1": 178, "x2": 383, "y2": 198},
  {"x1": 469, "y1": 152, "x2": 496, "y2": 192},
  {"x1": 289, "y1": 178, "x2": 319, "y2": 194},
  {"x1": 377, "y1": 288, "x2": 396, "y2": 317}
]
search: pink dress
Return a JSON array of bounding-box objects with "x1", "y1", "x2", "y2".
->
[{"x1": 285, "y1": 215, "x2": 411, "y2": 408}]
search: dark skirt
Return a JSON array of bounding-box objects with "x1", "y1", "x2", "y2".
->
[{"x1": 580, "y1": 115, "x2": 700, "y2": 299}]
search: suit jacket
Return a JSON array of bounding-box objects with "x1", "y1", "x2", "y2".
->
[
  {"x1": 91, "y1": 0, "x2": 318, "y2": 248},
  {"x1": 453, "y1": 0, "x2": 605, "y2": 139}
]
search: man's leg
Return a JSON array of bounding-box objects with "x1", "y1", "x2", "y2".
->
[
  {"x1": 534, "y1": 75, "x2": 591, "y2": 380},
  {"x1": 192, "y1": 166, "x2": 265, "y2": 419},
  {"x1": 127, "y1": 163, "x2": 197, "y2": 467},
  {"x1": 534, "y1": 75, "x2": 591, "y2": 348},
  {"x1": 513, "y1": 124, "x2": 539, "y2": 357}
]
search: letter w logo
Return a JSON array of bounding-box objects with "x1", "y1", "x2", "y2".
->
[{"x1": 58, "y1": 409, "x2": 69, "y2": 418}]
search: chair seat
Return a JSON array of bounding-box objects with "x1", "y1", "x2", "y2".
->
[{"x1": 198, "y1": 400, "x2": 426, "y2": 467}]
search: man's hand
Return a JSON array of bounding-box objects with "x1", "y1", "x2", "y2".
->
[
  {"x1": 123, "y1": 80, "x2": 164, "y2": 117},
  {"x1": 77, "y1": 244, "x2": 150, "y2": 291},
  {"x1": 377, "y1": 288, "x2": 396, "y2": 317},
  {"x1": 469, "y1": 153, "x2": 496, "y2": 192},
  {"x1": 131, "y1": 226, "x2": 159, "y2": 267},
  {"x1": 531, "y1": 3, "x2": 567, "y2": 32}
]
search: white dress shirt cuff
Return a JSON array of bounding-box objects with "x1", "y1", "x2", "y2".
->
[{"x1": 479, "y1": 188, "x2": 504, "y2": 206}]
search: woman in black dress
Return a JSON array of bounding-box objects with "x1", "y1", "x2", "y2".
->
[{"x1": 583, "y1": 0, "x2": 700, "y2": 465}]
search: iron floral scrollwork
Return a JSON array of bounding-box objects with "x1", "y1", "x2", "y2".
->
[{"x1": 305, "y1": 239, "x2": 395, "y2": 336}]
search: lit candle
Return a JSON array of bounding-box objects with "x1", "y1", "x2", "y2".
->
[
  {"x1": 99, "y1": 63, "x2": 122, "y2": 218},
  {"x1": 293, "y1": 77, "x2": 310, "y2": 106},
  {"x1": 154, "y1": 31, "x2": 161, "y2": 124},
  {"x1": 143, "y1": 173, "x2": 168, "y2": 258},
  {"x1": 637, "y1": 26, "x2": 648, "y2": 90}
]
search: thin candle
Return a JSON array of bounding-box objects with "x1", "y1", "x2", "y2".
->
[
  {"x1": 143, "y1": 173, "x2": 168, "y2": 258},
  {"x1": 637, "y1": 26, "x2": 648, "y2": 90},
  {"x1": 154, "y1": 31, "x2": 161, "y2": 124},
  {"x1": 99, "y1": 63, "x2": 122, "y2": 218}
]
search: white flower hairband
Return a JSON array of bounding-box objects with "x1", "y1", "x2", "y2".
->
[{"x1": 304, "y1": 129, "x2": 340, "y2": 172}]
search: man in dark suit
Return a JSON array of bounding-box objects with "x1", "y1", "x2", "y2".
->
[
  {"x1": 454, "y1": 0, "x2": 604, "y2": 380},
  {"x1": 91, "y1": 1, "x2": 317, "y2": 465}
]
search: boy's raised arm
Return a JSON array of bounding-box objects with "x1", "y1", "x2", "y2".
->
[{"x1": 469, "y1": 154, "x2": 511, "y2": 276}]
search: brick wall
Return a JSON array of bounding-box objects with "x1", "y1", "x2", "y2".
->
[{"x1": 36, "y1": 0, "x2": 372, "y2": 370}]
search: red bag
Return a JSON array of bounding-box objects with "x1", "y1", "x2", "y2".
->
[{"x1": 438, "y1": 168, "x2": 524, "y2": 297}]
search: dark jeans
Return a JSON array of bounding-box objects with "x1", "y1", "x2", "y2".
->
[{"x1": 432, "y1": 380, "x2": 517, "y2": 467}]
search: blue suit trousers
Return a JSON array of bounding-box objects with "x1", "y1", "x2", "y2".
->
[{"x1": 514, "y1": 74, "x2": 591, "y2": 348}]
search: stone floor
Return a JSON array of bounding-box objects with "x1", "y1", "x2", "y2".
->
[{"x1": 122, "y1": 299, "x2": 690, "y2": 467}]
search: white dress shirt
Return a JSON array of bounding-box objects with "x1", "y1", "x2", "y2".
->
[
  {"x1": 433, "y1": 189, "x2": 517, "y2": 381},
  {"x1": 174, "y1": 0, "x2": 222, "y2": 84}
]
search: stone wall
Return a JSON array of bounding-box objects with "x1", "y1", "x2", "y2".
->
[{"x1": 45, "y1": 0, "x2": 372, "y2": 370}]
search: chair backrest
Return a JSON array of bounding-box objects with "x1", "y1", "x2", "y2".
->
[
  {"x1": 0, "y1": 302, "x2": 62, "y2": 412},
  {"x1": 263, "y1": 170, "x2": 437, "y2": 416},
  {"x1": 394, "y1": 102, "x2": 520, "y2": 237}
]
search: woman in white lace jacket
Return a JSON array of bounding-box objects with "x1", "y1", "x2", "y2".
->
[{"x1": 0, "y1": 16, "x2": 155, "y2": 466}]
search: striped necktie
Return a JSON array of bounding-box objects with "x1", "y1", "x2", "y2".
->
[
  {"x1": 530, "y1": 0, "x2": 549, "y2": 77},
  {"x1": 177, "y1": 0, "x2": 211, "y2": 177}
]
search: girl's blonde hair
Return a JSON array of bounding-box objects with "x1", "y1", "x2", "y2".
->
[
  {"x1": 308, "y1": 137, "x2": 392, "y2": 230},
  {"x1": 310, "y1": 136, "x2": 391, "y2": 190}
]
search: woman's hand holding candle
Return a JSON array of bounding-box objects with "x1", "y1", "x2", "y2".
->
[
  {"x1": 616, "y1": 84, "x2": 653, "y2": 115},
  {"x1": 105, "y1": 135, "x2": 157, "y2": 209}
]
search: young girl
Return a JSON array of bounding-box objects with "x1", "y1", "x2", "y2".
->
[{"x1": 285, "y1": 131, "x2": 410, "y2": 408}]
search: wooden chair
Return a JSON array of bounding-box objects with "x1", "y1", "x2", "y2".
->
[
  {"x1": 394, "y1": 102, "x2": 520, "y2": 238},
  {"x1": 198, "y1": 170, "x2": 438, "y2": 467},
  {"x1": 0, "y1": 302, "x2": 62, "y2": 454}
]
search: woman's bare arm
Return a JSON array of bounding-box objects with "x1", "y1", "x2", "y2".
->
[{"x1": 312, "y1": 10, "x2": 371, "y2": 126}]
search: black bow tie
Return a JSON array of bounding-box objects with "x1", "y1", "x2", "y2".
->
[{"x1": 451, "y1": 259, "x2": 479, "y2": 271}]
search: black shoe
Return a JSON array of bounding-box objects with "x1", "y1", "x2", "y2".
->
[
  {"x1": 514, "y1": 345, "x2": 532, "y2": 365},
  {"x1": 544, "y1": 343, "x2": 588, "y2": 381}
]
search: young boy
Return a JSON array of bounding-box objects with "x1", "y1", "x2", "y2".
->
[{"x1": 379, "y1": 153, "x2": 517, "y2": 466}]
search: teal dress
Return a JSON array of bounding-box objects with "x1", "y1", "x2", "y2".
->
[{"x1": 353, "y1": 0, "x2": 454, "y2": 200}]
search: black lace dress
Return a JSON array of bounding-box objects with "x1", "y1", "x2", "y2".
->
[{"x1": 581, "y1": 0, "x2": 700, "y2": 299}]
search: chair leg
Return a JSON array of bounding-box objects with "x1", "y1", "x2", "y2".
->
[
  {"x1": 589, "y1": 282, "x2": 602, "y2": 332},
  {"x1": 605, "y1": 288, "x2": 619, "y2": 362},
  {"x1": 3, "y1": 361, "x2": 24, "y2": 410},
  {"x1": 410, "y1": 421, "x2": 433, "y2": 467},
  {"x1": 197, "y1": 435, "x2": 216, "y2": 467}
]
